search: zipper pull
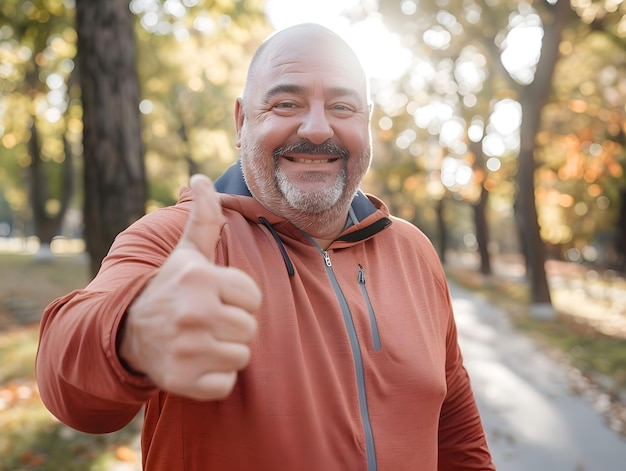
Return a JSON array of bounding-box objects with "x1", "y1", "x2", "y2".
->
[
  {"x1": 358, "y1": 265, "x2": 365, "y2": 283},
  {"x1": 322, "y1": 251, "x2": 332, "y2": 267}
]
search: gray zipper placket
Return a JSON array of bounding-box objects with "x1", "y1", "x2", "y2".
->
[
  {"x1": 309, "y1": 241, "x2": 377, "y2": 471},
  {"x1": 358, "y1": 265, "x2": 381, "y2": 351}
]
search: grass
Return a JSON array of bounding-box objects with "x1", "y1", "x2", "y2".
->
[
  {"x1": 0, "y1": 252, "x2": 140, "y2": 471},
  {"x1": 516, "y1": 317, "x2": 626, "y2": 391}
]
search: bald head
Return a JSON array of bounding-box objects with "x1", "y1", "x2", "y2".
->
[{"x1": 243, "y1": 23, "x2": 369, "y2": 102}]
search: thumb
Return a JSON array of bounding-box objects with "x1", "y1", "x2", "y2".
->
[{"x1": 180, "y1": 174, "x2": 224, "y2": 261}]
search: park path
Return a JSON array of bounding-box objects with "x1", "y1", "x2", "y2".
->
[{"x1": 451, "y1": 281, "x2": 626, "y2": 471}]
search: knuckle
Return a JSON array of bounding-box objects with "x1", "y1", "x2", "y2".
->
[
  {"x1": 241, "y1": 317, "x2": 258, "y2": 342},
  {"x1": 214, "y1": 381, "x2": 236, "y2": 399},
  {"x1": 160, "y1": 374, "x2": 185, "y2": 394},
  {"x1": 233, "y1": 346, "x2": 252, "y2": 370}
]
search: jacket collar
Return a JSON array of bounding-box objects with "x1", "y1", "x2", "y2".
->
[
  {"x1": 207, "y1": 160, "x2": 392, "y2": 276},
  {"x1": 214, "y1": 160, "x2": 383, "y2": 227}
]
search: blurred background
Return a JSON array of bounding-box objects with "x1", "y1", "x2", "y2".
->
[{"x1": 0, "y1": 0, "x2": 624, "y2": 469}]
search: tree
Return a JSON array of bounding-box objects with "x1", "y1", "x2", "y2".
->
[
  {"x1": 512, "y1": 0, "x2": 573, "y2": 309},
  {"x1": 0, "y1": 0, "x2": 78, "y2": 257},
  {"x1": 75, "y1": 0, "x2": 146, "y2": 277},
  {"x1": 1, "y1": 0, "x2": 272, "y2": 273},
  {"x1": 131, "y1": 1, "x2": 272, "y2": 204},
  {"x1": 27, "y1": 115, "x2": 74, "y2": 259},
  {"x1": 365, "y1": 0, "x2": 583, "y2": 313}
]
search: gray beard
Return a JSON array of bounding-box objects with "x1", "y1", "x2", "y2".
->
[
  {"x1": 240, "y1": 142, "x2": 357, "y2": 234},
  {"x1": 275, "y1": 164, "x2": 346, "y2": 214}
]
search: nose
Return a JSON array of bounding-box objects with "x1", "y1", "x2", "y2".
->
[{"x1": 297, "y1": 104, "x2": 334, "y2": 144}]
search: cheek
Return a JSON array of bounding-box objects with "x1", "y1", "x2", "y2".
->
[
  {"x1": 337, "y1": 120, "x2": 370, "y2": 148},
  {"x1": 249, "y1": 117, "x2": 295, "y2": 151}
]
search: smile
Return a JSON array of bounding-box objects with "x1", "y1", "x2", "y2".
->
[{"x1": 285, "y1": 157, "x2": 340, "y2": 164}]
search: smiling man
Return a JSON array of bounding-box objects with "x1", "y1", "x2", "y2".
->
[
  {"x1": 237, "y1": 25, "x2": 372, "y2": 244},
  {"x1": 36, "y1": 23, "x2": 495, "y2": 470}
]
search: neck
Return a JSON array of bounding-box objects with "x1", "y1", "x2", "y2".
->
[{"x1": 311, "y1": 236, "x2": 335, "y2": 251}]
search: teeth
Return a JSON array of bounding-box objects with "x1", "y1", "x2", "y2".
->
[{"x1": 291, "y1": 158, "x2": 336, "y2": 164}]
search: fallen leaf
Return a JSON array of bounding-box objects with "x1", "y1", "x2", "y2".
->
[{"x1": 116, "y1": 445, "x2": 137, "y2": 462}]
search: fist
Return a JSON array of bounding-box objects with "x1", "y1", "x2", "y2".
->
[{"x1": 119, "y1": 174, "x2": 261, "y2": 401}]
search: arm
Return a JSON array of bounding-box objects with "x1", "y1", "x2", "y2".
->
[
  {"x1": 36, "y1": 176, "x2": 260, "y2": 434},
  {"x1": 437, "y1": 289, "x2": 495, "y2": 470},
  {"x1": 36, "y1": 205, "x2": 186, "y2": 433}
]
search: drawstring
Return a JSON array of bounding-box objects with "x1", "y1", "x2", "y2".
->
[{"x1": 258, "y1": 217, "x2": 295, "y2": 277}]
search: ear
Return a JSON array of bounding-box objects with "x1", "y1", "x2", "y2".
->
[{"x1": 235, "y1": 97, "x2": 245, "y2": 148}]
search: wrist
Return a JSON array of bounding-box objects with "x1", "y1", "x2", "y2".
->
[{"x1": 116, "y1": 314, "x2": 146, "y2": 377}]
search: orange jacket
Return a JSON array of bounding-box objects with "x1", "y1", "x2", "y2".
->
[{"x1": 37, "y1": 164, "x2": 494, "y2": 470}]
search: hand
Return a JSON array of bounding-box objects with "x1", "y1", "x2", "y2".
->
[{"x1": 119, "y1": 174, "x2": 261, "y2": 401}]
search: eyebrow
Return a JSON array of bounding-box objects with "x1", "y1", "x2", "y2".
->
[{"x1": 262, "y1": 83, "x2": 363, "y2": 105}]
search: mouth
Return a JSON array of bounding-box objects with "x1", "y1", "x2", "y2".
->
[
  {"x1": 284, "y1": 156, "x2": 341, "y2": 164},
  {"x1": 274, "y1": 141, "x2": 349, "y2": 164}
]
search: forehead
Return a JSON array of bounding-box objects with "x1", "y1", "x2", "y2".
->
[{"x1": 249, "y1": 30, "x2": 368, "y2": 100}]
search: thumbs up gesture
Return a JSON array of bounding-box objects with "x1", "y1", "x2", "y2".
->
[{"x1": 119, "y1": 174, "x2": 261, "y2": 401}]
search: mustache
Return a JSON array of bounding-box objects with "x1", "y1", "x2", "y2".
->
[{"x1": 273, "y1": 140, "x2": 349, "y2": 159}]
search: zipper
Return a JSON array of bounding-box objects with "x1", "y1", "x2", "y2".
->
[
  {"x1": 322, "y1": 250, "x2": 332, "y2": 267},
  {"x1": 319, "y1": 248, "x2": 377, "y2": 471},
  {"x1": 358, "y1": 265, "x2": 381, "y2": 351}
]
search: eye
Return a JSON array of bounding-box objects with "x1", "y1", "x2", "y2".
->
[
  {"x1": 331, "y1": 103, "x2": 356, "y2": 115},
  {"x1": 274, "y1": 101, "x2": 298, "y2": 110}
]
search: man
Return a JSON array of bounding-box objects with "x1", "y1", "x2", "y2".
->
[{"x1": 37, "y1": 23, "x2": 495, "y2": 470}]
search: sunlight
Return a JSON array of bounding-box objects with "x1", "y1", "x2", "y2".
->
[
  {"x1": 263, "y1": 0, "x2": 411, "y2": 81},
  {"x1": 501, "y1": 12, "x2": 544, "y2": 85},
  {"x1": 483, "y1": 99, "x2": 522, "y2": 157}
]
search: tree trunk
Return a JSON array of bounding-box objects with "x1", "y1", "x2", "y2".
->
[
  {"x1": 615, "y1": 188, "x2": 626, "y2": 273},
  {"x1": 28, "y1": 119, "x2": 55, "y2": 246},
  {"x1": 514, "y1": 0, "x2": 572, "y2": 312},
  {"x1": 515, "y1": 129, "x2": 552, "y2": 305},
  {"x1": 470, "y1": 140, "x2": 491, "y2": 275},
  {"x1": 436, "y1": 198, "x2": 447, "y2": 262},
  {"x1": 473, "y1": 188, "x2": 491, "y2": 276},
  {"x1": 75, "y1": 0, "x2": 147, "y2": 278},
  {"x1": 27, "y1": 118, "x2": 74, "y2": 261}
]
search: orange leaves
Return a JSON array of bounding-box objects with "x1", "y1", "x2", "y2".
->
[
  {"x1": 115, "y1": 445, "x2": 138, "y2": 462},
  {"x1": 0, "y1": 380, "x2": 39, "y2": 411},
  {"x1": 19, "y1": 451, "x2": 47, "y2": 466}
]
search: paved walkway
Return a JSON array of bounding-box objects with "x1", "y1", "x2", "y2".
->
[{"x1": 451, "y1": 282, "x2": 626, "y2": 471}]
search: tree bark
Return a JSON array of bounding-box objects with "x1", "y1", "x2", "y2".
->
[
  {"x1": 75, "y1": 0, "x2": 147, "y2": 277},
  {"x1": 514, "y1": 0, "x2": 573, "y2": 307},
  {"x1": 616, "y1": 188, "x2": 626, "y2": 273},
  {"x1": 470, "y1": 140, "x2": 492, "y2": 275},
  {"x1": 436, "y1": 198, "x2": 447, "y2": 262},
  {"x1": 28, "y1": 118, "x2": 74, "y2": 257}
]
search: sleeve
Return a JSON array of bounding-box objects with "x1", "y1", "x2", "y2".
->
[
  {"x1": 35, "y1": 204, "x2": 188, "y2": 434},
  {"x1": 437, "y1": 286, "x2": 495, "y2": 470}
]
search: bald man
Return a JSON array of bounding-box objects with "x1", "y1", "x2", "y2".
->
[{"x1": 37, "y1": 24, "x2": 494, "y2": 470}]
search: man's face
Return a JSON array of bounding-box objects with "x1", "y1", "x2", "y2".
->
[{"x1": 236, "y1": 29, "x2": 372, "y2": 229}]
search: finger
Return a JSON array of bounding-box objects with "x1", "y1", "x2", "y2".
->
[
  {"x1": 174, "y1": 337, "x2": 251, "y2": 377},
  {"x1": 180, "y1": 173, "x2": 224, "y2": 262},
  {"x1": 191, "y1": 371, "x2": 238, "y2": 401},
  {"x1": 174, "y1": 305, "x2": 257, "y2": 344},
  {"x1": 217, "y1": 266, "x2": 263, "y2": 314},
  {"x1": 206, "y1": 305, "x2": 258, "y2": 343}
]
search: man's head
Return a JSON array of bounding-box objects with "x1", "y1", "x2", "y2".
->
[{"x1": 235, "y1": 23, "x2": 372, "y2": 238}]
